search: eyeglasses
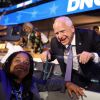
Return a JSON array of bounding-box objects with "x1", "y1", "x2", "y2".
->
[{"x1": 13, "y1": 59, "x2": 30, "y2": 66}]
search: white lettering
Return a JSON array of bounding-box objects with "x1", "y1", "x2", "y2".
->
[
  {"x1": 67, "y1": 0, "x2": 100, "y2": 12},
  {"x1": 67, "y1": 0, "x2": 80, "y2": 12},
  {"x1": 80, "y1": 0, "x2": 93, "y2": 9},
  {"x1": 94, "y1": 0, "x2": 100, "y2": 6}
]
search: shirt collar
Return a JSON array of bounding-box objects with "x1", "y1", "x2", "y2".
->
[{"x1": 71, "y1": 33, "x2": 75, "y2": 45}]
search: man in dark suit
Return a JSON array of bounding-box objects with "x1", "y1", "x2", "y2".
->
[{"x1": 41, "y1": 16, "x2": 100, "y2": 99}]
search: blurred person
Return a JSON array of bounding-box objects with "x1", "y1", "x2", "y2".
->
[
  {"x1": 20, "y1": 22, "x2": 33, "y2": 47},
  {"x1": 11, "y1": 24, "x2": 22, "y2": 36},
  {"x1": 21, "y1": 22, "x2": 48, "y2": 53},
  {"x1": 41, "y1": 16, "x2": 100, "y2": 100},
  {"x1": 29, "y1": 28, "x2": 48, "y2": 53},
  {"x1": 93, "y1": 26, "x2": 100, "y2": 35},
  {"x1": 0, "y1": 51, "x2": 41, "y2": 100},
  {"x1": 0, "y1": 25, "x2": 20, "y2": 41}
]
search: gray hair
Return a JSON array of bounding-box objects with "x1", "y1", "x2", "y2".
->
[
  {"x1": 23, "y1": 22, "x2": 34, "y2": 29},
  {"x1": 53, "y1": 16, "x2": 73, "y2": 27}
]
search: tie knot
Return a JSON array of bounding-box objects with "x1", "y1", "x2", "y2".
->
[{"x1": 66, "y1": 45, "x2": 72, "y2": 51}]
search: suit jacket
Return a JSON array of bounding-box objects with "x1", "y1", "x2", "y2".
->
[{"x1": 50, "y1": 28, "x2": 100, "y2": 80}]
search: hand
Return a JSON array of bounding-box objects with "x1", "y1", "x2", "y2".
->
[
  {"x1": 78, "y1": 51, "x2": 94, "y2": 64},
  {"x1": 40, "y1": 51, "x2": 51, "y2": 62},
  {"x1": 66, "y1": 82, "x2": 85, "y2": 98}
]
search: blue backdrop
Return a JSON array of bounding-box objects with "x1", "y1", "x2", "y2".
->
[{"x1": 0, "y1": 0, "x2": 100, "y2": 25}]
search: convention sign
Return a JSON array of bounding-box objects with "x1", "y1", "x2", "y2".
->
[{"x1": 0, "y1": 0, "x2": 99, "y2": 25}]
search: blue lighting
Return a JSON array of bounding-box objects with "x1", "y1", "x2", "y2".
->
[{"x1": 0, "y1": 0, "x2": 99, "y2": 25}]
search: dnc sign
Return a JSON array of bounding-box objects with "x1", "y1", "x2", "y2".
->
[
  {"x1": 0, "y1": 0, "x2": 100, "y2": 25},
  {"x1": 67, "y1": 0, "x2": 100, "y2": 12}
]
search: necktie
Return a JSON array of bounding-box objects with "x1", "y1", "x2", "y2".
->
[{"x1": 65, "y1": 45, "x2": 73, "y2": 81}]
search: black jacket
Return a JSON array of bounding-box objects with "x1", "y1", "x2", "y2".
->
[{"x1": 50, "y1": 28, "x2": 100, "y2": 80}]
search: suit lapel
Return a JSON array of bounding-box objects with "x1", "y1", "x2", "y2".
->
[
  {"x1": 75, "y1": 28, "x2": 92, "y2": 54},
  {"x1": 75, "y1": 29, "x2": 84, "y2": 54}
]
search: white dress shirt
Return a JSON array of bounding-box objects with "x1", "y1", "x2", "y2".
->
[{"x1": 64, "y1": 34, "x2": 99, "y2": 71}]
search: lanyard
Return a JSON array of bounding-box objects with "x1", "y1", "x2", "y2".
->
[{"x1": 11, "y1": 85, "x2": 23, "y2": 100}]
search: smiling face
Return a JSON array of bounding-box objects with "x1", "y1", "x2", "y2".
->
[
  {"x1": 53, "y1": 17, "x2": 75, "y2": 46},
  {"x1": 10, "y1": 53, "x2": 30, "y2": 81},
  {"x1": 23, "y1": 25, "x2": 33, "y2": 33},
  {"x1": 23, "y1": 23, "x2": 33, "y2": 33}
]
